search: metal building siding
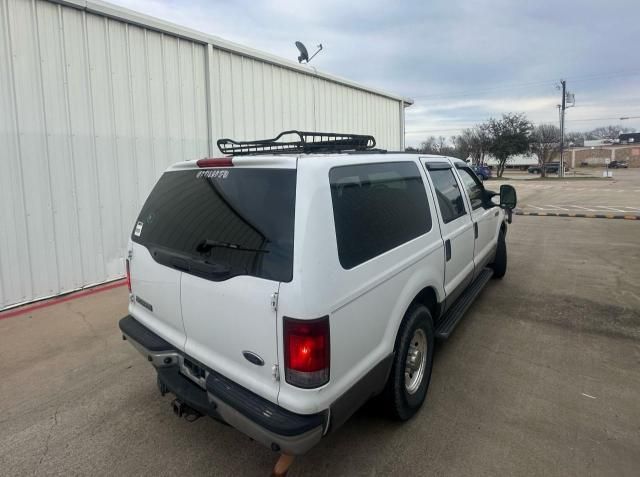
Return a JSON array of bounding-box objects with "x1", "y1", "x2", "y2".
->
[
  {"x1": 1, "y1": 0, "x2": 407, "y2": 309},
  {"x1": 0, "y1": 0, "x2": 209, "y2": 308},
  {"x1": 206, "y1": 50, "x2": 401, "y2": 148}
]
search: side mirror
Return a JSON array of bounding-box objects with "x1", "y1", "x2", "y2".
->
[
  {"x1": 499, "y1": 185, "x2": 517, "y2": 223},
  {"x1": 499, "y1": 184, "x2": 517, "y2": 209}
]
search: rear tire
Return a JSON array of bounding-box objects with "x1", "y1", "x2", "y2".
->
[
  {"x1": 490, "y1": 229, "x2": 507, "y2": 279},
  {"x1": 382, "y1": 305, "x2": 435, "y2": 421}
]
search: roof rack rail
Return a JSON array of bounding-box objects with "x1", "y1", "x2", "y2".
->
[{"x1": 217, "y1": 130, "x2": 376, "y2": 156}]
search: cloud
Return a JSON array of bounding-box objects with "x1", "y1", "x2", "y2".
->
[{"x1": 110, "y1": 0, "x2": 640, "y2": 145}]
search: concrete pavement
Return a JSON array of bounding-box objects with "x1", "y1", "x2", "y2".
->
[
  {"x1": 0, "y1": 216, "x2": 639, "y2": 476},
  {"x1": 495, "y1": 168, "x2": 640, "y2": 217}
]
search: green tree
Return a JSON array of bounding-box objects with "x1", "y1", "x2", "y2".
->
[{"x1": 487, "y1": 113, "x2": 533, "y2": 177}]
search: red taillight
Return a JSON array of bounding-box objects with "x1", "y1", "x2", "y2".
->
[
  {"x1": 196, "y1": 157, "x2": 233, "y2": 168},
  {"x1": 284, "y1": 317, "x2": 330, "y2": 388},
  {"x1": 125, "y1": 259, "x2": 132, "y2": 293}
]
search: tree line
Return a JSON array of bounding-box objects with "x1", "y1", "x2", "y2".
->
[{"x1": 407, "y1": 115, "x2": 636, "y2": 177}]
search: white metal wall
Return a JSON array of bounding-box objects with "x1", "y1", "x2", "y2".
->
[
  {"x1": 0, "y1": 0, "x2": 407, "y2": 309},
  {"x1": 207, "y1": 47, "x2": 402, "y2": 151}
]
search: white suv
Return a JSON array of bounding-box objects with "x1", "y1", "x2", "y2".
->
[{"x1": 119, "y1": 131, "x2": 517, "y2": 459}]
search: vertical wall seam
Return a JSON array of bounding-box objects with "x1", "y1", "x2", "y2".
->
[
  {"x1": 124, "y1": 23, "x2": 140, "y2": 210},
  {"x1": 250, "y1": 59, "x2": 256, "y2": 136},
  {"x1": 58, "y1": 3, "x2": 85, "y2": 287},
  {"x1": 228, "y1": 53, "x2": 235, "y2": 137},
  {"x1": 215, "y1": 49, "x2": 223, "y2": 141},
  {"x1": 192, "y1": 43, "x2": 199, "y2": 157},
  {"x1": 203, "y1": 44, "x2": 212, "y2": 155},
  {"x1": 104, "y1": 17, "x2": 125, "y2": 250},
  {"x1": 176, "y1": 38, "x2": 185, "y2": 160},
  {"x1": 33, "y1": 0, "x2": 61, "y2": 294},
  {"x1": 202, "y1": 43, "x2": 212, "y2": 156},
  {"x1": 0, "y1": 0, "x2": 20, "y2": 302},
  {"x1": 5, "y1": 0, "x2": 35, "y2": 301},
  {"x1": 143, "y1": 29, "x2": 156, "y2": 175},
  {"x1": 81, "y1": 10, "x2": 106, "y2": 278},
  {"x1": 261, "y1": 62, "x2": 266, "y2": 136},
  {"x1": 160, "y1": 33, "x2": 170, "y2": 165}
]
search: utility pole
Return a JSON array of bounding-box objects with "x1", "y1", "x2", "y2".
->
[{"x1": 559, "y1": 79, "x2": 566, "y2": 178}]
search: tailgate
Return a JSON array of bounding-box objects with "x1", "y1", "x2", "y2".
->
[
  {"x1": 181, "y1": 275, "x2": 280, "y2": 403},
  {"x1": 129, "y1": 160, "x2": 296, "y2": 404}
]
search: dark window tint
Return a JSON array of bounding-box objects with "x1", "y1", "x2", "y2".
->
[
  {"x1": 428, "y1": 169, "x2": 467, "y2": 223},
  {"x1": 132, "y1": 168, "x2": 296, "y2": 282},
  {"x1": 330, "y1": 162, "x2": 431, "y2": 269},
  {"x1": 457, "y1": 168, "x2": 484, "y2": 210}
]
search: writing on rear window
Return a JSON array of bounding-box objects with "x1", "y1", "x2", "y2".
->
[{"x1": 197, "y1": 170, "x2": 229, "y2": 179}]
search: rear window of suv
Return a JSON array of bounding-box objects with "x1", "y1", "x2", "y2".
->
[
  {"x1": 329, "y1": 162, "x2": 432, "y2": 269},
  {"x1": 132, "y1": 168, "x2": 296, "y2": 282}
]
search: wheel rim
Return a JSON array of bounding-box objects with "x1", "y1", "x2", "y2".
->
[{"x1": 404, "y1": 328, "x2": 427, "y2": 394}]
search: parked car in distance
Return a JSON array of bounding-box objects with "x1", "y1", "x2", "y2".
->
[
  {"x1": 609, "y1": 160, "x2": 628, "y2": 169},
  {"x1": 471, "y1": 164, "x2": 492, "y2": 180},
  {"x1": 527, "y1": 162, "x2": 568, "y2": 174},
  {"x1": 118, "y1": 130, "x2": 518, "y2": 460}
]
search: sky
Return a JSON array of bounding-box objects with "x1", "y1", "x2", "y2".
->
[{"x1": 111, "y1": 0, "x2": 640, "y2": 147}]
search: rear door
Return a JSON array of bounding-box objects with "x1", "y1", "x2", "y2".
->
[
  {"x1": 423, "y1": 161, "x2": 475, "y2": 304},
  {"x1": 455, "y1": 165, "x2": 499, "y2": 273},
  {"x1": 131, "y1": 163, "x2": 296, "y2": 402},
  {"x1": 128, "y1": 241, "x2": 185, "y2": 350},
  {"x1": 176, "y1": 163, "x2": 296, "y2": 403}
]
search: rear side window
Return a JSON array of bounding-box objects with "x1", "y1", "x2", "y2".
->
[
  {"x1": 132, "y1": 168, "x2": 296, "y2": 282},
  {"x1": 428, "y1": 168, "x2": 467, "y2": 223},
  {"x1": 329, "y1": 162, "x2": 432, "y2": 269}
]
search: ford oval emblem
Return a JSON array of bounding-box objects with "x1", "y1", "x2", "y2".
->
[{"x1": 242, "y1": 351, "x2": 264, "y2": 366}]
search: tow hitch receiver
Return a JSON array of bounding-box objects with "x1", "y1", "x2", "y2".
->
[{"x1": 171, "y1": 399, "x2": 202, "y2": 422}]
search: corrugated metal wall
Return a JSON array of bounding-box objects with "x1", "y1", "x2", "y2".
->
[
  {"x1": 0, "y1": 0, "x2": 406, "y2": 309},
  {"x1": 207, "y1": 47, "x2": 402, "y2": 151}
]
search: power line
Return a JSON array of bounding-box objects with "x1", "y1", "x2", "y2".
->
[
  {"x1": 566, "y1": 115, "x2": 640, "y2": 122},
  {"x1": 410, "y1": 69, "x2": 640, "y2": 101},
  {"x1": 406, "y1": 114, "x2": 640, "y2": 135}
]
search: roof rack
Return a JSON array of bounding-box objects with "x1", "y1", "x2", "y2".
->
[{"x1": 217, "y1": 130, "x2": 376, "y2": 156}]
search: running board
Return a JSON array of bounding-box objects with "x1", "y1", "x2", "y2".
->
[{"x1": 435, "y1": 268, "x2": 494, "y2": 339}]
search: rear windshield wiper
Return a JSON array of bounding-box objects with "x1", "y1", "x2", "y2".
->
[{"x1": 196, "y1": 239, "x2": 269, "y2": 254}]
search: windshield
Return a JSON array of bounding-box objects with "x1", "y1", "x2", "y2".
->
[{"x1": 132, "y1": 168, "x2": 296, "y2": 282}]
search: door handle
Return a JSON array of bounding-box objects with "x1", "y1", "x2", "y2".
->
[
  {"x1": 445, "y1": 239, "x2": 451, "y2": 262},
  {"x1": 171, "y1": 257, "x2": 190, "y2": 272},
  {"x1": 473, "y1": 222, "x2": 478, "y2": 239}
]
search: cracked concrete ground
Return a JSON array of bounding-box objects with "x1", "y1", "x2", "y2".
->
[{"x1": 0, "y1": 216, "x2": 639, "y2": 476}]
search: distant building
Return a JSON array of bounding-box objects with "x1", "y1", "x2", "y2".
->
[
  {"x1": 619, "y1": 133, "x2": 640, "y2": 144},
  {"x1": 480, "y1": 153, "x2": 539, "y2": 169},
  {"x1": 584, "y1": 139, "x2": 614, "y2": 147}
]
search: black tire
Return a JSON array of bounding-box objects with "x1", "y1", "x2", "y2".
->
[
  {"x1": 490, "y1": 229, "x2": 507, "y2": 279},
  {"x1": 382, "y1": 305, "x2": 435, "y2": 421}
]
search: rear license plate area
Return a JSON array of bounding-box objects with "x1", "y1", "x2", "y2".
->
[{"x1": 180, "y1": 357, "x2": 207, "y2": 389}]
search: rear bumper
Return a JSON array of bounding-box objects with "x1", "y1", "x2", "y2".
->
[{"x1": 119, "y1": 315, "x2": 326, "y2": 455}]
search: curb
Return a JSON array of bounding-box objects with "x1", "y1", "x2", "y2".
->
[
  {"x1": 515, "y1": 211, "x2": 639, "y2": 220},
  {"x1": 0, "y1": 279, "x2": 127, "y2": 320}
]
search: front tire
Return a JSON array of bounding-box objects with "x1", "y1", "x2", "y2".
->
[
  {"x1": 490, "y1": 229, "x2": 507, "y2": 278},
  {"x1": 382, "y1": 305, "x2": 435, "y2": 421}
]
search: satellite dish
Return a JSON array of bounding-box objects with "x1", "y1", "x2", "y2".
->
[
  {"x1": 295, "y1": 41, "x2": 323, "y2": 64},
  {"x1": 295, "y1": 41, "x2": 309, "y2": 63}
]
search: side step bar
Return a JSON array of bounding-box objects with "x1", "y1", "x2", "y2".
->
[{"x1": 435, "y1": 268, "x2": 493, "y2": 339}]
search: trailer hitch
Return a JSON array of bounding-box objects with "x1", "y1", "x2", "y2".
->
[{"x1": 171, "y1": 399, "x2": 202, "y2": 422}]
